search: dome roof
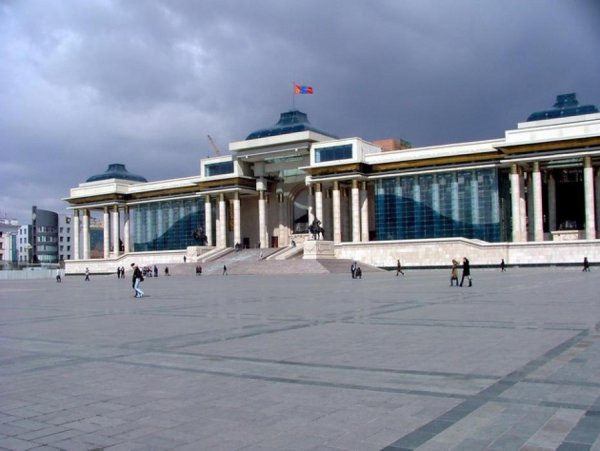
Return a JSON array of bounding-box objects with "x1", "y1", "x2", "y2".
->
[
  {"x1": 246, "y1": 110, "x2": 336, "y2": 140},
  {"x1": 86, "y1": 163, "x2": 147, "y2": 183},
  {"x1": 527, "y1": 93, "x2": 599, "y2": 122}
]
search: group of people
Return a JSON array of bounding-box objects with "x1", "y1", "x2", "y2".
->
[
  {"x1": 450, "y1": 257, "x2": 471, "y2": 287},
  {"x1": 350, "y1": 261, "x2": 362, "y2": 279},
  {"x1": 116, "y1": 266, "x2": 126, "y2": 278}
]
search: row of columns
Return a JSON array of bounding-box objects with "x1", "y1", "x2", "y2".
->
[
  {"x1": 72, "y1": 205, "x2": 130, "y2": 260},
  {"x1": 310, "y1": 179, "x2": 370, "y2": 244},
  {"x1": 510, "y1": 157, "x2": 598, "y2": 242},
  {"x1": 204, "y1": 192, "x2": 242, "y2": 249}
]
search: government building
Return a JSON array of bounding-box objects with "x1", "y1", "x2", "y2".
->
[{"x1": 64, "y1": 93, "x2": 600, "y2": 273}]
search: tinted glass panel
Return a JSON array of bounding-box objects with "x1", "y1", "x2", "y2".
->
[
  {"x1": 205, "y1": 161, "x2": 234, "y2": 177},
  {"x1": 315, "y1": 144, "x2": 353, "y2": 163},
  {"x1": 374, "y1": 168, "x2": 501, "y2": 242},
  {"x1": 132, "y1": 198, "x2": 205, "y2": 251}
]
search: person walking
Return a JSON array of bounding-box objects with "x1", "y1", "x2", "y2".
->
[
  {"x1": 460, "y1": 257, "x2": 472, "y2": 287},
  {"x1": 131, "y1": 263, "x2": 144, "y2": 298},
  {"x1": 500, "y1": 258, "x2": 506, "y2": 272},
  {"x1": 223, "y1": 264, "x2": 227, "y2": 275},
  {"x1": 583, "y1": 257, "x2": 591, "y2": 272},
  {"x1": 396, "y1": 260, "x2": 404, "y2": 276},
  {"x1": 450, "y1": 259, "x2": 459, "y2": 286},
  {"x1": 351, "y1": 261, "x2": 357, "y2": 279},
  {"x1": 84, "y1": 267, "x2": 90, "y2": 281}
]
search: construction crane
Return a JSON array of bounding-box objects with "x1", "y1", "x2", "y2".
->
[{"x1": 207, "y1": 134, "x2": 222, "y2": 157}]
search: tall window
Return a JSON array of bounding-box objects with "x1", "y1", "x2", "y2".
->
[
  {"x1": 132, "y1": 198, "x2": 206, "y2": 251},
  {"x1": 374, "y1": 168, "x2": 501, "y2": 242}
]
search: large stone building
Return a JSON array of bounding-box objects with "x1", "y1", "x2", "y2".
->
[{"x1": 64, "y1": 94, "x2": 600, "y2": 272}]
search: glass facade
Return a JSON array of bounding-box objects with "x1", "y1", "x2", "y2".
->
[
  {"x1": 374, "y1": 168, "x2": 501, "y2": 242},
  {"x1": 315, "y1": 144, "x2": 353, "y2": 163},
  {"x1": 132, "y1": 198, "x2": 205, "y2": 251},
  {"x1": 205, "y1": 161, "x2": 234, "y2": 177}
]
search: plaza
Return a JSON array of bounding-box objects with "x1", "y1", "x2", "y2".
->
[{"x1": 1, "y1": 268, "x2": 600, "y2": 450}]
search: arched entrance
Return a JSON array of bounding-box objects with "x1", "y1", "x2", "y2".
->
[{"x1": 290, "y1": 186, "x2": 309, "y2": 233}]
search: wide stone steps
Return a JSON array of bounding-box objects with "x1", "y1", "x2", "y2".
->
[{"x1": 154, "y1": 249, "x2": 383, "y2": 276}]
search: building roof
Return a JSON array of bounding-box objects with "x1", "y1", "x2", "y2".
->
[
  {"x1": 86, "y1": 163, "x2": 147, "y2": 183},
  {"x1": 245, "y1": 110, "x2": 336, "y2": 140},
  {"x1": 527, "y1": 93, "x2": 599, "y2": 122}
]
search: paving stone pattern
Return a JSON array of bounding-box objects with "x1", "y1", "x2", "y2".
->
[{"x1": 0, "y1": 268, "x2": 599, "y2": 450}]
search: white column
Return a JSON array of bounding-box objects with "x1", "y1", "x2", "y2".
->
[
  {"x1": 219, "y1": 193, "x2": 227, "y2": 248},
  {"x1": 584, "y1": 157, "x2": 596, "y2": 240},
  {"x1": 277, "y1": 191, "x2": 285, "y2": 247},
  {"x1": 111, "y1": 205, "x2": 120, "y2": 257},
  {"x1": 548, "y1": 172, "x2": 557, "y2": 233},
  {"x1": 532, "y1": 162, "x2": 544, "y2": 241},
  {"x1": 315, "y1": 183, "x2": 323, "y2": 229},
  {"x1": 233, "y1": 191, "x2": 241, "y2": 247},
  {"x1": 204, "y1": 195, "x2": 213, "y2": 246},
  {"x1": 73, "y1": 210, "x2": 80, "y2": 260},
  {"x1": 520, "y1": 171, "x2": 527, "y2": 241},
  {"x1": 258, "y1": 190, "x2": 266, "y2": 248},
  {"x1": 510, "y1": 164, "x2": 522, "y2": 242},
  {"x1": 82, "y1": 208, "x2": 90, "y2": 260},
  {"x1": 307, "y1": 184, "x2": 314, "y2": 227},
  {"x1": 595, "y1": 169, "x2": 600, "y2": 237},
  {"x1": 123, "y1": 207, "x2": 130, "y2": 253},
  {"x1": 332, "y1": 181, "x2": 341, "y2": 243},
  {"x1": 360, "y1": 181, "x2": 369, "y2": 242},
  {"x1": 351, "y1": 179, "x2": 360, "y2": 242},
  {"x1": 103, "y1": 207, "x2": 110, "y2": 259}
]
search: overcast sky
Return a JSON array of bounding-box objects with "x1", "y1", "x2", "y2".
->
[{"x1": 2, "y1": 0, "x2": 599, "y2": 224}]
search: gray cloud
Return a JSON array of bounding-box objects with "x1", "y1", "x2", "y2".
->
[{"x1": 1, "y1": 0, "x2": 599, "y2": 223}]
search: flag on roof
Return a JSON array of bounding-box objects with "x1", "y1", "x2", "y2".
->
[{"x1": 294, "y1": 84, "x2": 313, "y2": 95}]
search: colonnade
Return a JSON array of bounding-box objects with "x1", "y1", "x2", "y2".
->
[
  {"x1": 72, "y1": 205, "x2": 129, "y2": 260},
  {"x1": 308, "y1": 179, "x2": 370, "y2": 245},
  {"x1": 509, "y1": 157, "x2": 599, "y2": 242}
]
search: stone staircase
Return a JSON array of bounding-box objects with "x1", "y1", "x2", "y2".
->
[{"x1": 153, "y1": 248, "x2": 384, "y2": 276}]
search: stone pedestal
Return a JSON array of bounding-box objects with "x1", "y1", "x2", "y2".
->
[{"x1": 303, "y1": 240, "x2": 335, "y2": 259}]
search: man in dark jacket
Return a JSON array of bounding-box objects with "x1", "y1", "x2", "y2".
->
[
  {"x1": 131, "y1": 263, "x2": 144, "y2": 298},
  {"x1": 460, "y1": 257, "x2": 472, "y2": 287}
]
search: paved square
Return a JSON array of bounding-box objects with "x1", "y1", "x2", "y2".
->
[{"x1": 1, "y1": 268, "x2": 600, "y2": 450}]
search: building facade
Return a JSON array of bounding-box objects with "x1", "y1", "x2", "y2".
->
[
  {"x1": 0, "y1": 218, "x2": 20, "y2": 267},
  {"x1": 15, "y1": 207, "x2": 73, "y2": 265},
  {"x1": 64, "y1": 94, "x2": 600, "y2": 270}
]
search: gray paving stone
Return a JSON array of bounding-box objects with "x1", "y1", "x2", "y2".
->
[{"x1": 0, "y1": 269, "x2": 599, "y2": 450}]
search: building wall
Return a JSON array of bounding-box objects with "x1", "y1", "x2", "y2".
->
[{"x1": 335, "y1": 238, "x2": 600, "y2": 268}]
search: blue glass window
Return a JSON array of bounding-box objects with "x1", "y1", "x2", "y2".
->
[
  {"x1": 132, "y1": 198, "x2": 205, "y2": 251},
  {"x1": 315, "y1": 144, "x2": 353, "y2": 163},
  {"x1": 205, "y1": 161, "x2": 234, "y2": 177},
  {"x1": 374, "y1": 168, "x2": 501, "y2": 242}
]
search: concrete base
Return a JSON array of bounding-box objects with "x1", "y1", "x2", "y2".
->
[
  {"x1": 303, "y1": 240, "x2": 335, "y2": 259},
  {"x1": 335, "y1": 238, "x2": 600, "y2": 267}
]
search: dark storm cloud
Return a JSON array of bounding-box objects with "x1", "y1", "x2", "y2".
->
[{"x1": 1, "y1": 0, "x2": 599, "y2": 224}]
